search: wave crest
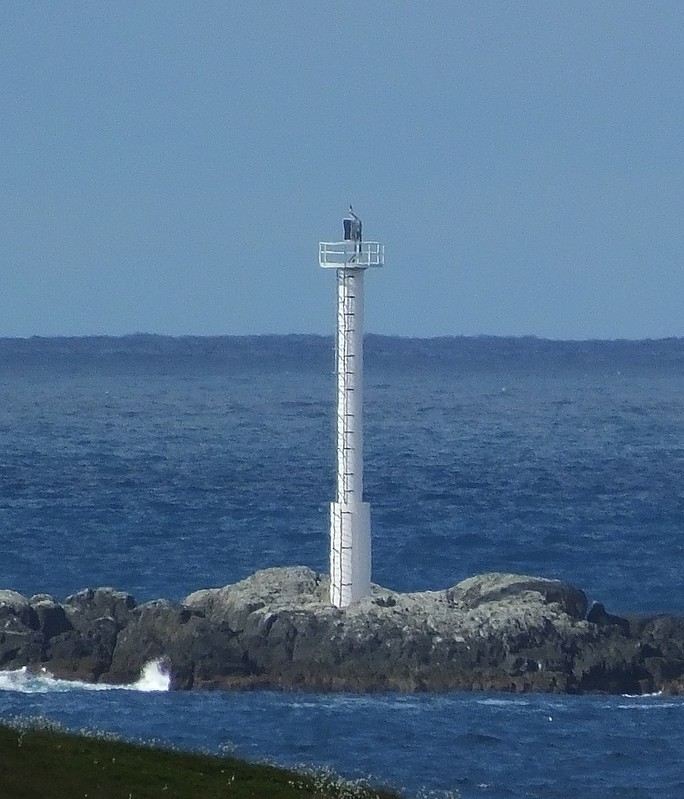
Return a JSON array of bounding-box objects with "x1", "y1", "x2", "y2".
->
[{"x1": 0, "y1": 659, "x2": 170, "y2": 694}]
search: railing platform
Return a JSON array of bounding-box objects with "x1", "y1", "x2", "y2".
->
[{"x1": 319, "y1": 241, "x2": 384, "y2": 268}]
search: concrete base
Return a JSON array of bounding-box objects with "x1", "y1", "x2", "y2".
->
[{"x1": 330, "y1": 501, "x2": 371, "y2": 607}]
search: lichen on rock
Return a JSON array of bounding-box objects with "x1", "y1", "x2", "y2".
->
[{"x1": 1, "y1": 567, "x2": 683, "y2": 695}]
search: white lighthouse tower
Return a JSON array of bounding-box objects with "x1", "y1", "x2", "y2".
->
[{"x1": 319, "y1": 208, "x2": 384, "y2": 608}]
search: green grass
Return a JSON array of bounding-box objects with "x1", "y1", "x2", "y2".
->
[{"x1": 0, "y1": 720, "x2": 401, "y2": 799}]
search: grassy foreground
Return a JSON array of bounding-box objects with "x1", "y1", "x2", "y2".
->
[{"x1": 0, "y1": 722, "x2": 401, "y2": 799}]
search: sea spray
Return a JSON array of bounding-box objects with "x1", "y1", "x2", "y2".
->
[
  {"x1": 132, "y1": 659, "x2": 171, "y2": 692},
  {"x1": 0, "y1": 659, "x2": 170, "y2": 694}
]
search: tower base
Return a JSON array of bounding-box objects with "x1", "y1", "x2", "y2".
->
[{"x1": 330, "y1": 501, "x2": 371, "y2": 608}]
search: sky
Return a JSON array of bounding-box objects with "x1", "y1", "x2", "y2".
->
[{"x1": 2, "y1": 2, "x2": 682, "y2": 340}]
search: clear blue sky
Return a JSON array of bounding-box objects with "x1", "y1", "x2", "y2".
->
[{"x1": 2, "y1": 2, "x2": 682, "y2": 339}]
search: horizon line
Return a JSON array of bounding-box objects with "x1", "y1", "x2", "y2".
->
[{"x1": 1, "y1": 332, "x2": 683, "y2": 345}]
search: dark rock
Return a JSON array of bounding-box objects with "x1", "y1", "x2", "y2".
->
[
  {"x1": 34, "y1": 588, "x2": 136, "y2": 681},
  {"x1": 0, "y1": 629, "x2": 43, "y2": 669},
  {"x1": 0, "y1": 590, "x2": 37, "y2": 630},
  {"x1": 638, "y1": 615, "x2": 684, "y2": 658},
  {"x1": 0, "y1": 591, "x2": 42, "y2": 668},
  {"x1": 109, "y1": 600, "x2": 246, "y2": 689},
  {"x1": 64, "y1": 587, "x2": 136, "y2": 632},
  {"x1": 2, "y1": 568, "x2": 683, "y2": 695},
  {"x1": 184, "y1": 569, "x2": 595, "y2": 692},
  {"x1": 30, "y1": 599, "x2": 73, "y2": 640},
  {"x1": 587, "y1": 602, "x2": 630, "y2": 634},
  {"x1": 571, "y1": 630, "x2": 652, "y2": 694},
  {"x1": 44, "y1": 615, "x2": 118, "y2": 682}
]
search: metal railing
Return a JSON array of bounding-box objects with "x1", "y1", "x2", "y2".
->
[{"x1": 319, "y1": 241, "x2": 384, "y2": 268}]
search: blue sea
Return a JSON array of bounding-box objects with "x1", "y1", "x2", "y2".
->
[{"x1": 1, "y1": 334, "x2": 683, "y2": 798}]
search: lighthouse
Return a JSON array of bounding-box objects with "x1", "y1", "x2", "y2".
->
[{"x1": 319, "y1": 208, "x2": 384, "y2": 608}]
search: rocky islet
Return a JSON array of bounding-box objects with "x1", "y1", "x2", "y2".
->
[{"x1": 1, "y1": 567, "x2": 684, "y2": 695}]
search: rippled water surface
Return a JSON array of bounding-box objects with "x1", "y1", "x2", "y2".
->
[{"x1": 1, "y1": 335, "x2": 683, "y2": 797}]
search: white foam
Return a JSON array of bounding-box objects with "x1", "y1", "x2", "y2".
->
[
  {"x1": 0, "y1": 659, "x2": 170, "y2": 694},
  {"x1": 474, "y1": 696, "x2": 532, "y2": 708},
  {"x1": 131, "y1": 659, "x2": 171, "y2": 692}
]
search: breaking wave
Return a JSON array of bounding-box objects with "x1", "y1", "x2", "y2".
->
[{"x1": 0, "y1": 659, "x2": 170, "y2": 694}]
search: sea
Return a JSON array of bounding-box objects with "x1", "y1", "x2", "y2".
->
[{"x1": 0, "y1": 334, "x2": 683, "y2": 798}]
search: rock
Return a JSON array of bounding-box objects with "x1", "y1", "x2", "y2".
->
[
  {"x1": 447, "y1": 573, "x2": 588, "y2": 620},
  {"x1": 64, "y1": 587, "x2": 136, "y2": 632},
  {"x1": 29, "y1": 593, "x2": 55, "y2": 604},
  {"x1": 0, "y1": 629, "x2": 43, "y2": 669},
  {"x1": 571, "y1": 631, "x2": 653, "y2": 694},
  {"x1": 0, "y1": 589, "x2": 31, "y2": 611},
  {"x1": 185, "y1": 566, "x2": 328, "y2": 631},
  {"x1": 587, "y1": 602, "x2": 630, "y2": 634},
  {"x1": 35, "y1": 587, "x2": 137, "y2": 681},
  {"x1": 0, "y1": 590, "x2": 42, "y2": 669},
  {"x1": 30, "y1": 598, "x2": 72, "y2": 640},
  {"x1": 1, "y1": 568, "x2": 683, "y2": 695},
  {"x1": 109, "y1": 600, "x2": 246, "y2": 689},
  {"x1": 629, "y1": 615, "x2": 684, "y2": 693},
  {"x1": 179, "y1": 568, "x2": 595, "y2": 692},
  {"x1": 44, "y1": 615, "x2": 118, "y2": 682},
  {"x1": 0, "y1": 590, "x2": 36, "y2": 629},
  {"x1": 178, "y1": 568, "x2": 680, "y2": 694},
  {"x1": 638, "y1": 615, "x2": 684, "y2": 658}
]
